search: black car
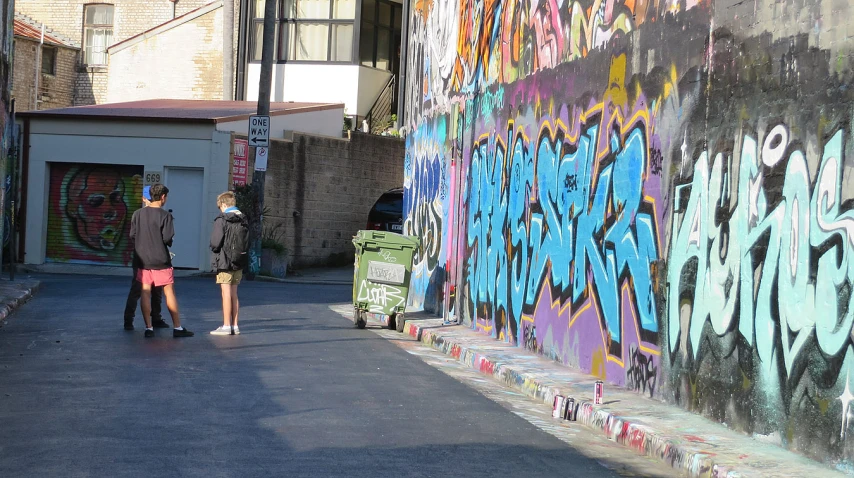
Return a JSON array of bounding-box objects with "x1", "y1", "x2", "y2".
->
[{"x1": 366, "y1": 187, "x2": 404, "y2": 232}]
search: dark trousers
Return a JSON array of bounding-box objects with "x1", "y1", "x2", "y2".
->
[{"x1": 124, "y1": 272, "x2": 163, "y2": 322}]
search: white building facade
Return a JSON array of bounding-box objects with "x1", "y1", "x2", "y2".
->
[{"x1": 239, "y1": 0, "x2": 403, "y2": 122}]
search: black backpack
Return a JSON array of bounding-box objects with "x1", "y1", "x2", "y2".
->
[{"x1": 223, "y1": 214, "x2": 250, "y2": 270}]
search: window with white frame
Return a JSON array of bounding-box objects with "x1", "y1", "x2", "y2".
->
[
  {"x1": 251, "y1": 0, "x2": 356, "y2": 62},
  {"x1": 83, "y1": 4, "x2": 114, "y2": 65}
]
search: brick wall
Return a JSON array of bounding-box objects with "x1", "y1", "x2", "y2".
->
[
  {"x1": 10, "y1": 39, "x2": 36, "y2": 110},
  {"x1": 73, "y1": 67, "x2": 107, "y2": 105},
  {"x1": 106, "y1": 6, "x2": 223, "y2": 102},
  {"x1": 236, "y1": 132, "x2": 405, "y2": 269},
  {"x1": 11, "y1": 39, "x2": 77, "y2": 111},
  {"x1": 40, "y1": 46, "x2": 77, "y2": 109},
  {"x1": 16, "y1": 0, "x2": 236, "y2": 105}
]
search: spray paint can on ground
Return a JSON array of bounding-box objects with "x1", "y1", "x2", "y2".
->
[
  {"x1": 552, "y1": 395, "x2": 565, "y2": 418},
  {"x1": 564, "y1": 397, "x2": 576, "y2": 420},
  {"x1": 594, "y1": 381, "x2": 604, "y2": 405}
]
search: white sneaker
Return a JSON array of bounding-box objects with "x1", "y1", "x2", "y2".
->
[
  {"x1": 232, "y1": 326, "x2": 240, "y2": 335},
  {"x1": 210, "y1": 326, "x2": 232, "y2": 335}
]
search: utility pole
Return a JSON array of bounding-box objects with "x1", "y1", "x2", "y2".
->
[{"x1": 247, "y1": 0, "x2": 276, "y2": 279}]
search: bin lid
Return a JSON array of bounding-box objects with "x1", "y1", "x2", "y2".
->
[{"x1": 354, "y1": 230, "x2": 419, "y2": 249}]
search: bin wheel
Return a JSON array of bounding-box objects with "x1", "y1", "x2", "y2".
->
[
  {"x1": 387, "y1": 313, "x2": 397, "y2": 331},
  {"x1": 355, "y1": 310, "x2": 367, "y2": 329},
  {"x1": 395, "y1": 313, "x2": 405, "y2": 333}
]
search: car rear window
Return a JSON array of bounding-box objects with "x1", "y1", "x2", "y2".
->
[{"x1": 373, "y1": 194, "x2": 402, "y2": 214}]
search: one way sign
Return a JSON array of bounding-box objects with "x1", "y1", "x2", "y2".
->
[{"x1": 248, "y1": 115, "x2": 270, "y2": 147}]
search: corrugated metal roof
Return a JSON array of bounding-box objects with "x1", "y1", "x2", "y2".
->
[
  {"x1": 18, "y1": 99, "x2": 345, "y2": 124},
  {"x1": 14, "y1": 14, "x2": 79, "y2": 49}
]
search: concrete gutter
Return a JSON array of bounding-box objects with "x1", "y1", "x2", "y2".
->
[
  {"x1": 404, "y1": 320, "x2": 723, "y2": 475},
  {"x1": 254, "y1": 275, "x2": 352, "y2": 286},
  {"x1": 0, "y1": 279, "x2": 40, "y2": 326},
  {"x1": 253, "y1": 266, "x2": 353, "y2": 286},
  {"x1": 336, "y1": 309, "x2": 846, "y2": 478}
]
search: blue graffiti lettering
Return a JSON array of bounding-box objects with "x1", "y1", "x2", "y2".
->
[{"x1": 465, "y1": 109, "x2": 660, "y2": 346}]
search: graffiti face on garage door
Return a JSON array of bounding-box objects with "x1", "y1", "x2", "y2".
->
[{"x1": 46, "y1": 163, "x2": 143, "y2": 266}]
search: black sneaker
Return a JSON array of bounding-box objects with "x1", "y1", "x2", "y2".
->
[
  {"x1": 124, "y1": 320, "x2": 134, "y2": 331},
  {"x1": 173, "y1": 328, "x2": 194, "y2": 338},
  {"x1": 144, "y1": 329, "x2": 155, "y2": 338},
  {"x1": 152, "y1": 318, "x2": 170, "y2": 329}
]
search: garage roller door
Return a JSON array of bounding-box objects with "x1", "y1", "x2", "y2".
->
[{"x1": 46, "y1": 163, "x2": 143, "y2": 266}]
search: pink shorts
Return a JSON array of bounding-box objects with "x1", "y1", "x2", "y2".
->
[{"x1": 137, "y1": 268, "x2": 175, "y2": 287}]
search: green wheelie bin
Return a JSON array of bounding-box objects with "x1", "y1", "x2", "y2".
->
[{"x1": 352, "y1": 230, "x2": 419, "y2": 331}]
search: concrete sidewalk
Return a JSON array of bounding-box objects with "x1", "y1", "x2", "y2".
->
[
  {"x1": 258, "y1": 266, "x2": 353, "y2": 285},
  {"x1": 330, "y1": 305, "x2": 847, "y2": 477},
  {"x1": 0, "y1": 277, "x2": 40, "y2": 326}
]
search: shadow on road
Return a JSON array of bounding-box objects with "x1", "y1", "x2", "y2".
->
[{"x1": 0, "y1": 274, "x2": 670, "y2": 478}]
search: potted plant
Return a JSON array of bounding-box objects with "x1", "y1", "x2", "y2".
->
[
  {"x1": 233, "y1": 186, "x2": 288, "y2": 278},
  {"x1": 260, "y1": 222, "x2": 288, "y2": 279}
]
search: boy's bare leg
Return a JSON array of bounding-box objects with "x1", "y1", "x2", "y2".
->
[
  {"x1": 220, "y1": 284, "x2": 232, "y2": 327},
  {"x1": 140, "y1": 283, "x2": 153, "y2": 329},
  {"x1": 163, "y1": 283, "x2": 182, "y2": 328},
  {"x1": 231, "y1": 285, "x2": 239, "y2": 328}
]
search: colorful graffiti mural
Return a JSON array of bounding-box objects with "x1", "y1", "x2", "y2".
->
[
  {"x1": 670, "y1": 126, "x2": 854, "y2": 375},
  {"x1": 667, "y1": 124, "x2": 854, "y2": 458},
  {"x1": 405, "y1": 0, "x2": 854, "y2": 465},
  {"x1": 46, "y1": 164, "x2": 143, "y2": 266},
  {"x1": 408, "y1": 53, "x2": 677, "y2": 387},
  {"x1": 0, "y1": 0, "x2": 14, "y2": 266},
  {"x1": 404, "y1": 116, "x2": 450, "y2": 312},
  {"x1": 405, "y1": 0, "x2": 684, "y2": 127}
]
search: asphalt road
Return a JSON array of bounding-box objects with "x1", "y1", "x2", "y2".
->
[{"x1": 0, "y1": 275, "x2": 669, "y2": 477}]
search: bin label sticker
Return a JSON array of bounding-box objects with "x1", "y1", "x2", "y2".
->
[
  {"x1": 367, "y1": 261, "x2": 406, "y2": 285},
  {"x1": 357, "y1": 280, "x2": 405, "y2": 314}
]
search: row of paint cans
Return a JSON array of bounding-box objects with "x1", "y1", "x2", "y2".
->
[{"x1": 552, "y1": 381, "x2": 604, "y2": 420}]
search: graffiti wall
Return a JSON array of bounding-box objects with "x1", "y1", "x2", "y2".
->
[
  {"x1": 0, "y1": 0, "x2": 14, "y2": 266},
  {"x1": 404, "y1": 0, "x2": 854, "y2": 464},
  {"x1": 46, "y1": 163, "x2": 143, "y2": 266}
]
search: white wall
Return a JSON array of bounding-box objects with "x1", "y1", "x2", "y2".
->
[
  {"x1": 246, "y1": 63, "x2": 391, "y2": 117},
  {"x1": 24, "y1": 119, "x2": 230, "y2": 271},
  {"x1": 357, "y1": 67, "x2": 393, "y2": 118},
  {"x1": 106, "y1": 6, "x2": 224, "y2": 103},
  {"x1": 217, "y1": 105, "x2": 345, "y2": 138}
]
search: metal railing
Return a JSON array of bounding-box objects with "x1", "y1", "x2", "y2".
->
[{"x1": 363, "y1": 75, "x2": 396, "y2": 135}]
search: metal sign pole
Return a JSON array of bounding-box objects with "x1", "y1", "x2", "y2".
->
[{"x1": 8, "y1": 100, "x2": 17, "y2": 281}]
